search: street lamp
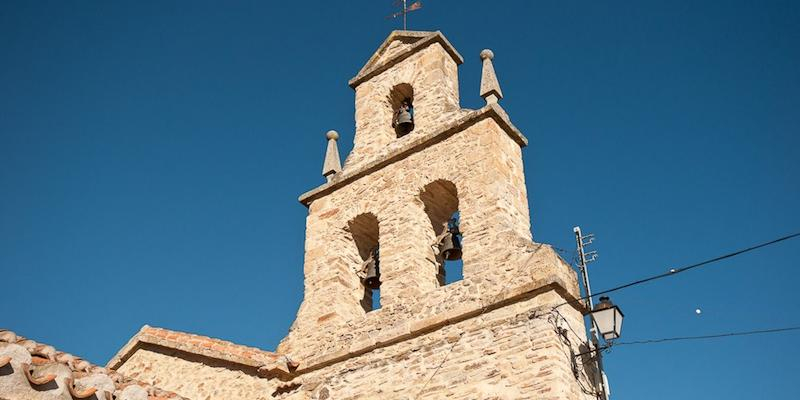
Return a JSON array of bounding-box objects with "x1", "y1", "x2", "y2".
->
[
  {"x1": 590, "y1": 296, "x2": 624, "y2": 341},
  {"x1": 574, "y1": 227, "x2": 627, "y2": 400}
]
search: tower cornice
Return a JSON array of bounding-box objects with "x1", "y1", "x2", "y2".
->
[
  {"x1": 298, "y1": 103, "x2": 527, "y2": 206},
  {"x1": 348, "y1": 30, "x2": 464, "y2": 89}
]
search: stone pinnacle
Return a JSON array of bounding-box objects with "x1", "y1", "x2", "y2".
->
[
  {"x1": 479, "y1": 48, "x2": 503, "y2": 104},
  {"x1": 322, "y1": 130, "x2": 342, "y2": 182}
]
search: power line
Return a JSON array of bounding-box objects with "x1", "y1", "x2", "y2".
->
[
  {"x1": 556, "y1": 231, "x2": 800, "y2": 309},
  {"x1": 412, "y1": 231, "x2": 800, "y2": 398},
  {"x1": 614, "y1": 326, "x2": 800, "y2": 347}
]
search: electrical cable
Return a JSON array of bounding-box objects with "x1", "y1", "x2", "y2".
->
[
  {"x1": 613, "y1": 326, "x2": 800, "y2": 347},
  {"x1": 555, "y1": 231, "x2": 800, "y2": 309},
  {"x1": 552, "y1": 245, "x2": 574, "y2": 256},
  {"x1": 413, "y1": 231, "x2": 800, "y2": 398}
]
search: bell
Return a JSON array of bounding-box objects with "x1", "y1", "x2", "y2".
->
[
  {"x1": 439, "y1": 231, "x2": 462, "y2": 261},
  {"x1": 362, "y1": 251, "x2": 381, "y2": 289},
  {"x1": 395, "y1": 108, "x2": 414, "y2": 136}
]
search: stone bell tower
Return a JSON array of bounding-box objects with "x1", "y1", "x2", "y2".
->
[{"x1": 278, "y1": 31, "x2": 598, "y2": 400}]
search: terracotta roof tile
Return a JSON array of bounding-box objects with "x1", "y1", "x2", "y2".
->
[{"x1": 0, "y1": 328, "x2": 186, "y2": 400}]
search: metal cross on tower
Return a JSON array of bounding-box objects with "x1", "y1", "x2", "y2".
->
[{"x1": 386, "y1": 0, "x2": 423, "y2": 30}]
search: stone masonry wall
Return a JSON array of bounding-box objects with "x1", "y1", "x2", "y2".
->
[
  {"x1": 272, "y1": 30, "x2": 598, "y2": 397},
  {"x1": 281, "y1": 116, "x2": 547, "y2": 362},
  {"x1": 116, "y1": 346, "x2": 277, "y2": 400},
  {"x1": 281, "y1": 291, "x2": 596, "y2": 400},
  {"x1": 111, "y1": 291, "x2": 596, "y2": 400},
  {"x1": 22, "y1": 31, "x2": 600, "y2": 400},
  {"x1": 347, "y1": 41, "x2": 464, "y2": 171}
]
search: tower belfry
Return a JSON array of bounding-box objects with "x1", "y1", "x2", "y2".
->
[
  {"x1": 276, "y1": 30, "x2": 599, "y2": 399},
  {"x1": 0, "y1": 30, "x2": 602, "y2": 400}
]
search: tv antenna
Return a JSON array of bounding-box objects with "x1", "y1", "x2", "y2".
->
[{"x1": 386, "y1": 0, "x2": 423, "y2": 30}]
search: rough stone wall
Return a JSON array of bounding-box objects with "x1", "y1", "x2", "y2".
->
[
  {"x1": 281, "y1": 292, "x2": 596, "y2": 400},
  {"x1": 116, "y1": 347, "x2": 276, "y2": 400},
  {"x1": 280, "y1": 117, "x2": 559, "y2": 362},
  {"x1": 105, "y1": 31, "x2": 595, "y2": 400},
  {"x1": 347, "y1": 41, "x2": 464, "y2": 171},
  {"x1": 4, "y1": 30, "x2": 600, "y2": 400},
  {"x1": 106, "y1": 290, "x2": 596, "y2": 400},
  {"x1": 273, "y1": 30, "x2": 597, "y2": 398},
  {"x1": 370, "y1": 38, "x2": 416, "y2": 69}
]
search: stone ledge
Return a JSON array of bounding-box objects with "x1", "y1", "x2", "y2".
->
[
  {"x1": 106, "y1": 326, "x2": 294, "y2": 381},
  {"x1": 299, "y1": 103, "x2": 528, "y2": 206},
  {"x1": 294, "y1": 276, "x2": 584, "y2": 375},
  {"x1": 277, "y1": 240, "x2": 584, "y2": 364}
]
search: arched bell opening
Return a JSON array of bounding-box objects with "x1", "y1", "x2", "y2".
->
[
  {"x1": 420, "y1": 180, "x2": 463, "y2": 286},
  {"x1": 388, "y1": 83, "x2": 415, "y2": 138},
  {"x1": 347, "y1": 213, "x2": 381, "y2": 312}
]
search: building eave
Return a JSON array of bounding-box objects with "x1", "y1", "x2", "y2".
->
[{"x1": 107, "y1": 325, "x2": 297, "y2": 380}]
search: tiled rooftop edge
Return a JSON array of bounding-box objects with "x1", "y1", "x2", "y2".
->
[
  {"x1": 107, "y1": 326, "x2": 294, "y2": 379},
  {"x1": 0, "y1": 329, "x2": 186, "y2": 399}
]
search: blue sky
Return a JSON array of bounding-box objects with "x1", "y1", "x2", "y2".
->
[{"x1": 1, "y1": 1, "x2": 798, "y2": 398}]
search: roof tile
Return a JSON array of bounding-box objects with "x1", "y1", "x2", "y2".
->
[
  {"x1": 0, "y1": 328, "x2": 186, "y2": 400},
  {"x1": 108, "y1": 325, "x2": 297, "y2": 381}
]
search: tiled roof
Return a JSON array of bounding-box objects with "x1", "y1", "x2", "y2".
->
[
  {"x1": 0, "y1": 328, "x2": 186, "y2": 400},
  {"x1": 108, "y1": 325, "x2": 297, "y2": 380}
]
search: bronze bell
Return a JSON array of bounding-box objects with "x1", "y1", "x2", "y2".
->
[
  {"x1": 362, "y1": 249, "x2": 381, "y2": 289},
  {"x1": 394, "y1": 108, "x2": 414, "y2": 136},
  {"x1": 439, "y1": 231, "x2": 463, "y2": 261}
]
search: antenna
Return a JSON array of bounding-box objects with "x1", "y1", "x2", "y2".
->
[{"x1": 386, "y1": 0, "x2": 423, "y2": 30}]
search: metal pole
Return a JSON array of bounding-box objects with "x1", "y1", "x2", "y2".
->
[{"x1": 574, "y1": 226, "x2": 609, "y2": 400}]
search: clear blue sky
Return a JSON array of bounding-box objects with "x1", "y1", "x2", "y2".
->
[{"x1": 2, "y1": 1, "x2": 798, "y2": 398}]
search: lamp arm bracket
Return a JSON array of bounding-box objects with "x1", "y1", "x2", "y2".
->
[{"x1": 573, "y1": 343, "x2": 613, "y2": 360}]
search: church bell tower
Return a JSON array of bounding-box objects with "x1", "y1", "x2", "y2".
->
[{"x1": 278, "y1": 31, "x2": 599, "y2": 400}]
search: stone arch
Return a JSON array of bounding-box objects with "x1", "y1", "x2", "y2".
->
[
  {"x1": 345, "y1": 212, "x2": 381, "y2": 312},
  {"x1": 388, "y1": 83, "x2": 415, "y2": 137},
  {"x1": 388, "y1": 82, "x2": 414, "y2": 107},
  {"x1": 419, "y1": 179, "x2": 462, "y2": 285},
  {"x1": 347, "y1": 213, "x2": 379, "y2": 261}
]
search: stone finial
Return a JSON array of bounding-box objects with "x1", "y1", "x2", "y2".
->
[
  {"x1": 322, "y1": 130, "x2": 342, "y2": 182},
  {"x1": 479, "y1": 49, "x2": 503, "y2": 104}
]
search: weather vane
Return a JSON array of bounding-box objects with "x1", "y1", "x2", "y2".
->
[{"x1": 386, "y1": 0, "x2": 423, "y2": 30}]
